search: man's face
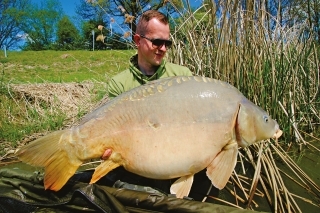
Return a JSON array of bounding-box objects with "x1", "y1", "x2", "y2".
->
[{"x1": 135, "y1": 18, "x2": 170, "y2": 68}]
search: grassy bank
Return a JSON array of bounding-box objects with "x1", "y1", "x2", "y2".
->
[
  {"x1": 0, "y1": 50, "x2": 135, "y2": 146},
  {"x1": 0, "y1": 50, "x2": 135, "y2": 84}
]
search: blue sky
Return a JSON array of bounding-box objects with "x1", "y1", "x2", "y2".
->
[
  {"x1": 60, "y1": 0, "x2": 78, "y2": 17},
  {"x1": 31, "y1": 0, "x2": 203, "y2": 37},
  {"x1": 60, "y1": 0, "x2": 204, "y2": 17},
  {"x1": 31, "y1": 0, "x2": 78, "y2": 17},
  {"x1": 33, "y1": 0, "x2": 203, "y2": 18}
]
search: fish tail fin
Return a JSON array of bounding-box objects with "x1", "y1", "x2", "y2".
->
[{"x1": 15, "y1": 129, "x2": 82, "y2": 191}]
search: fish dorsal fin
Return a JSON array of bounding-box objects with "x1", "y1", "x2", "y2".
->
[
  {"x1": 170, "y1": 175, "x2": 194, "y2": 198},
  {"x1": 206, "y1": 141, "x2": 238, "y2": 189},
  {"x1": 90, "y1": 152, "x2": 123, "y2": 184}
]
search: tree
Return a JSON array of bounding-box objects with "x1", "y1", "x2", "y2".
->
[
  {"x1": 20, "y1": 0, "x2": 63, "y2": 50},
  {"x1": 0, "y1": 0, "x2": 30, "y2": 50},
  {"x1": 76, "y1": 0, "x2": 184, "y2": 41},
  {"x1": 286, "y1": 0, "x2": 320, "y2": 43},
  {"x1": 82, "y1": 19, "x2": 108, "y2": 50},
  {"x1": 56, "y1": 16, "x2": 81, "y2": 50}
]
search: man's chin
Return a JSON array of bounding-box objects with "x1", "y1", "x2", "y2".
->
[{"x1": 153, "y1": 58, "x2": 163, "y2": 65}]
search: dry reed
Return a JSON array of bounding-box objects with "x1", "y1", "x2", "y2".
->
[{"x1": 167, "y1": 1, "x2": 319, "y2": 212}]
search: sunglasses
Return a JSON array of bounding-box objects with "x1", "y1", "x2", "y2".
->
[{"x1": 140, "y1": 35, "x2": 172, "y2": 49}]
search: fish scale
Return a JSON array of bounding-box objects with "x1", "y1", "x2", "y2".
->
[{"x1": 16, "y1": 76, "x2": 282, "y2": 198}]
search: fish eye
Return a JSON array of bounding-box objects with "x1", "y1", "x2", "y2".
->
[{"x1": 263, "y1": 115, "x2": 269, "y2": 123}]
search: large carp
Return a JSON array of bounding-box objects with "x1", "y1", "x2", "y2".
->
[{"x1": 16, "y1": 76, "x2": 282, "y2": 198}]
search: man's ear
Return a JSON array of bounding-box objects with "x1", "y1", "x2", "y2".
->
[{"x1": 133, "y1": 34, "x2": 140, "y2": 46}]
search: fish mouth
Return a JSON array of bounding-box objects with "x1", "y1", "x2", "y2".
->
[{"x1": 273, "y1": 129, "x2": 283, "y2": 139}]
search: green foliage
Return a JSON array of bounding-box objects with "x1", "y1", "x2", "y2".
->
[
  {"x1": 56, "y1": 16, "x2": 81, "y2": 50},
  {"x1": 287, "y1": 0, "x2": 320, "y2": 44},
  {"x1": 0, "y1": 0, "x2": 31, "y2": 50},
  {"x1": 82, "y1": 19, "x2": 108, "y2": 50},
  {"x1": 80, "y1": 19, "x2": 132, "y2": 50},
  {"x1": 79, "y1": 0, "x2": 185, "y2": 41},
  {"x1": 19, "y1": 0, "x2": 63, "y2": 50},
  {"x1": 108, "y1": 33, "x2": 133, "y2": 49}
]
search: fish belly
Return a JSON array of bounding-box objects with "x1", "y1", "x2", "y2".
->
[
  {"x1": 82, "y1": 80, "x2": 240, "y2": 179},
  {"x1": 120, "y1": 122, "x2": 231, "y2": 179},
  {"x1": 16, "y1": 76, "x2": 281, "y2": 192}
]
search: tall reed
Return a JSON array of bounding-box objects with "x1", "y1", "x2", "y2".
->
[
  {"x1": 168, "y1": 0, "x2": 319, "y2": 143},
  {"x1": 167, "y1": 1, "x2": 319, "y2": 211}
]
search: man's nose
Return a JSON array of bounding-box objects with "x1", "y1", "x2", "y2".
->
[{"x1": 158, "y1": 44, "x2": 167, "y2": 51}]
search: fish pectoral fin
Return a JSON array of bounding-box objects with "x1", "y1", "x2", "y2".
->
[
  {"x1": 90, "y1": 160, "x2": 122, "y2": 184},
  {"x1": 206, "y1": 142, "x2": 238, "y2": 189},
  {"x1": 170, "y1": 175, "x2": 194, "y2": 198}
]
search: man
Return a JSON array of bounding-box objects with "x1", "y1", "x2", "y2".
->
[
  {"x1": 108, "y1": 10, "x2": 192, "y2": 98},
  {"x1": 105, "y1": 10, "x2": 218, "y2": 202}
]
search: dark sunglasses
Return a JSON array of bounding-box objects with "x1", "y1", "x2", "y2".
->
[{"x1": 140, "y1": 35, "x2": 172, "y2": 49}]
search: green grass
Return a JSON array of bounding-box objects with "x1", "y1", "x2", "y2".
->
[
  {"x1": 0, "y1": 50, "x2": 135, "y2": 83},
  {"x1": 0, "y1": 101, "x2": 66, "y2": 145},
  {"x1": 0, "y1": 49, "x2": 135, "y2": 148}
]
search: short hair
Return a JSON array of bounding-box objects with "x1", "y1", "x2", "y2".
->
[{"x1": 136, "y1": 10, "x2": 169, "y2": 35}]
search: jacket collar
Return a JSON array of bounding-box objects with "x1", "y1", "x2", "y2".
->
[{"x1": 129, "y1": 54, "x2": 166, "y2": 84}]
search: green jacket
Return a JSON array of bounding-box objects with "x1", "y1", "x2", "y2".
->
[{"x1": 108, "y1": 55, "x2": 193, "y2": 98}]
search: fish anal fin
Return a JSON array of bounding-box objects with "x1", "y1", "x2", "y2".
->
[
  {"x1": 206, "y1": 142, "x2": 238, "y2": 189},
  {"x1": 170, "y1": 175, "x2": 194, "y2": 198},
  {"x1": 90, "y1": 152, "x2": 123, "y2": 184}
]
